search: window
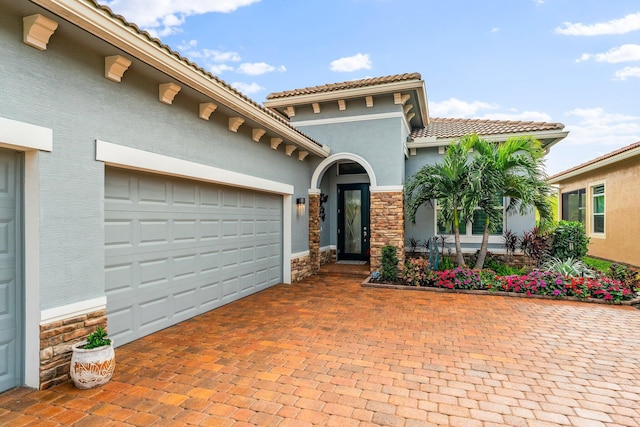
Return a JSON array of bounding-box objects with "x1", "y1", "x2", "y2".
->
[
  {"x1": 561, "y1": 188, "x2": 586, "y2": 223},
  {"x1": 436, "y1": 196, "x2": 504, "y2": 237},
  {"x1": 337, "y1": 162, "x2": 366, "y2": 175},
  {"x1": 592, "y1": 184, "x2": 605, "y2": 234}
]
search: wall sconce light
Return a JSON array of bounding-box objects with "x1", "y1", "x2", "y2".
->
[{"x1": 296, "y1": 197, "x2": 306, "y2": 216}]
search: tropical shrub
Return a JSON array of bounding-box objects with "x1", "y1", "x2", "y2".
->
[
  {"x1": 380, "y1": 245, "x2": 399, "y2": 283},
  {"x1": 548, "y1": 220, "x2": 589, "y2": 260},
  {"x1": 542, "y1": 257, "x2": 594, "y2": 278},
  {"x1": 519, "y1": 227, "x2": 550, "y2": 265},
  {"x1": 503, "y1": 229, "x2": 518, "y2": 256},
  {"x1": 400, "y1": 257, "x2": 436, "y2": 286},
  {"x1": 608, "y1": 263, "x2": 640, "y2": 290},
  {"x1": 437, "y1": 256, "x2": 456, "y2": 271},
  {"x1": 493, "y1": 264, "x2": 527, "y2": 276}
]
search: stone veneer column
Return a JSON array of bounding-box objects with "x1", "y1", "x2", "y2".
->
[
  {"x1": 39, "y1": 310, "x2": 108, "y2": 389},
  {"x1": 370, "y1": 190, "x2": 405, "y2": 272},
  {"x1": 308, "y1": 193, "x2": 320, "y2": 274}
]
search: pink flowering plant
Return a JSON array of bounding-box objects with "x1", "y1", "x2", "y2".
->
[{"x1": 397, "y1": 260, "x2": 638, "y2": 304}]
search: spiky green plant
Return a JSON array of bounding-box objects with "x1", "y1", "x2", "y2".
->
[{"x1": 542, "y1": 257, "x2": 594, "y2": 278}]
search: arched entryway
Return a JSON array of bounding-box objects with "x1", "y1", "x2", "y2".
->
[{"x1": 308, "y1": 153, "x2": 405, "y2": 274}]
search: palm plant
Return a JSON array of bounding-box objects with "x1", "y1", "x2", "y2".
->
[
  {"x1": 405, "y1": 140, "x2": 475, "y2": 266},
  {"x1": 467, "y1": 135, "x2": 553, "y2": 269}
]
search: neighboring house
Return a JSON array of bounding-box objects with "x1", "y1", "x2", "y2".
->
[
  {"x1": 0, "y1": 0, "x2": 567, "y2": 391},
  {"x1": 549, "y1": 141, "x2": 640, "y2": 268}
]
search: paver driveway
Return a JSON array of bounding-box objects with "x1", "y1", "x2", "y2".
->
[{"x1": 1, "y1": 271, "x2": 640, "y2": 426}]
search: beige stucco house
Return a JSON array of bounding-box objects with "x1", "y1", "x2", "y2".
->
[{"x1": 549, "y1": 141, "x2": 640, "y2": 267}]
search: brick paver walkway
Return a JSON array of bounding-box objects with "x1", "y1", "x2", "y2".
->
[{"x1": 1, "y1": 271, "x2": 639, "y2": 426}]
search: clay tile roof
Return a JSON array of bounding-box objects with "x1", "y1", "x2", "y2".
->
[
  {"x1": 410, "y1": 117, "x2": 566, "y2": 139},
  {"x1": 266, "y1": 73, "x2": 422, "y2": 100},
  {"x1": 548, "y1": 140, "x2": 640, "y2": 181},
  {"x1": 87, "y1": 0, "x2": 323, "y2": 147}
]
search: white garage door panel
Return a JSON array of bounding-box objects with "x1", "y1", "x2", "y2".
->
[{"x1": 105, "y1": 169, "x2": 282, "y2": 346}]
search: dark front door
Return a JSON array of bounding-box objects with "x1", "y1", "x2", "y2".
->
[{"x1": 337, "y1": 184, "x2": 370, "y2": 261}]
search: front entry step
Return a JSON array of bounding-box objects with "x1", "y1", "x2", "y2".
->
[{"x1": 317, "y1": 262, "x2": 370, "y2": 279}]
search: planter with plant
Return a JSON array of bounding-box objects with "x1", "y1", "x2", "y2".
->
[{"x1": 70, "y1": 327, "x2": 115, "y2": 389}]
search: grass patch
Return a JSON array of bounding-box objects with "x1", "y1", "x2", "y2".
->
[{"x1": 583, "y1": 256, "x2": 613, "y2": 273}]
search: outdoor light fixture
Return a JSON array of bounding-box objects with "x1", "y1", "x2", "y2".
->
[{"x1": 296, "y1": 197, "x2": 306, "y2": 216}]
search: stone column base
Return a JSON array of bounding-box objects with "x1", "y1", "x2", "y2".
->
[{"x1": 370, "y1": 190, "x2": 405, "y2": 272}]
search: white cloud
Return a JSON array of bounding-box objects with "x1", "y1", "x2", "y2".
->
[
  {"x1": 566, "y1": 107, "x2": 638, "y2": 126},
  {"x1": 577, "y1": 44, "x2": 640, "y2": 63},
  {"x1": 231, "y1": 82, "x2": 264, "y2": 94},
  {"x1": 329, "y1": 53, "x2": 372, "y2": 72},
  {"x1": 614, "y1": 66, "x2": 640, "y2": 81},
  {"x1": 429, "y1": 98, "x2": 498, "y2": 117},
  {"x1": 561, "y1": 108, "x2": 640, "y2": 147},
  {"x1": 490, "y1": 27, "x2": 500, "y2": 33},
  {"x1": 546, "y1": 108, "x2": 640, "y2": 175},
  {"x1": 237, "y1": 62, "x2": 286, "y2": 76},
  {"x1": 175, "y1": 40, "x2": 241, "y2": 75},
  {"x1": 104, "y1": 0, "x2": 261, "y2": 37},
  {"x1": 555, "y1": 12, "x2": 640, "y2": 36},
  {"x1": 209, "y1": 64, "x2": 234, "y2": 75}
]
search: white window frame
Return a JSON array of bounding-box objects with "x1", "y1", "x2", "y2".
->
[
  {"x1": 434, "y1": 198, "x2": 506, "y2": 244},
  {"x1": 590, "y1": 181, "x2": 606, "y2": 238}
]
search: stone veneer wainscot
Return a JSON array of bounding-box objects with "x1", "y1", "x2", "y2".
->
[{"x1": 39, "y1": 310, "x2": 108, "y2": 389}]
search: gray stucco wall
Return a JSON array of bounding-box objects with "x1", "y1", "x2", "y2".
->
[
  {"x1": 293, "y1": 98, "x2": 407, "y2": 187},
  {"x1": 0, "y1": 7, "x2": 314, "y2": 309}
]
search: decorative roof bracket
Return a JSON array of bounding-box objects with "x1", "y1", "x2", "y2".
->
[
  {"x1": 159, "y1": 82, "x2": 181, "y2": 104},
  {"x1": 23, "y1": 14, "x2": 58, "y2": 50}
]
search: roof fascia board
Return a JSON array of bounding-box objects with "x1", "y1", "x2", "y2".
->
[
  {"x1": 264, "y1": 80, "x2": 424, "y2": 107},
  {"x1": 548, "y1": 146, "x2": 640, "y2": 183},
  {"x1": 33, "y1": 0, "x2": 329, "y2": 157},
  {"x1": 409, "y1": 130, "x2": 569, "y2": 149},
  {"x1": 265, "y1": 80, "x2": 429, "y2": 127}
]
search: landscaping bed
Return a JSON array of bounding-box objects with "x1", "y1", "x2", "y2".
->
[{"x1": 363, "y1": 265, "x2": 640, "y2": 306}]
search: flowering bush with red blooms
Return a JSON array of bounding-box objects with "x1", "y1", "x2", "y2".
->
[
  {"x1": 496, "y1": 272, "x2": 636, "y2": 303},
  {"x1": 397, "y1": 262, "x2": 638, "y2": 304}
]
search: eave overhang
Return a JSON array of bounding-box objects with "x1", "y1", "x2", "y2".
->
[
  {"x1": 548, "y1": 145, "x2": 640, "y2": 184},
  {"x1": 264, "y1": 79, "x2": 430, "y2": 128},
  {"x1": 407, "y1": 129, "x2": 569, "y2": 152},
  {"x1": 31, "y1": 0, "x2": 329, "y2": 158}
]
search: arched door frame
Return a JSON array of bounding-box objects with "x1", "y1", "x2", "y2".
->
[{"x1": 307, "y1": 153, "x2": 378, "y2": 272}]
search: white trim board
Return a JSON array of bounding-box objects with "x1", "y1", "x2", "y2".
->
[
  {"x1": 40, "y1": 297, "x2": 107, "y2": 324},
  {"x1": 0, "y1": 117, "x2": 53, "y2": 152},
  {"x1": 96, "y1": 140, "x2": 294, "y2": 195},
  {"x1": 0, "y1": 116, "x2": 49, "y2": 388},
  {"x1": 291, "y1": 250, "x2": 310, "y2": 259},
  {"x1": 311, "y1": 153, "x2": 378, "y2": 189},
  {"x1": 371, "y1": 185, "x2": 404, "y2": 193},
  {"x1": 293, "y1": 111, "x2": 411, "y2": 134}
]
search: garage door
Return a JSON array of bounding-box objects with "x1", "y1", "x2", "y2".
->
[
  {"x1": 0, "y1": 149, "x2": 22, "y2": 393},
  {"x1": 105, "y1": 168, "x2": 282, "y2": 346}
]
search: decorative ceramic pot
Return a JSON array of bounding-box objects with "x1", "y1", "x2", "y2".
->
[{"x1": 69, "y1": 340, "x2": 116, "y2": 389}]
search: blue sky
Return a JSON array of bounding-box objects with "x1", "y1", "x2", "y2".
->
[{"x1": 103, "y1": 0, "x2": 640, "y2": 175}]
